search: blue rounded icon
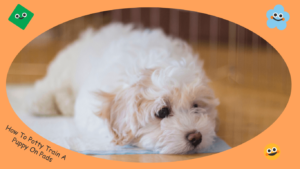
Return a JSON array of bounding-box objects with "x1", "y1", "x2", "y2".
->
[{"x1": 267, "y1": 5, "x2": 290, "y2": 30}]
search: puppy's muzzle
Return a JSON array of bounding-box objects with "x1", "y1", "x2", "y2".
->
[{"x1": 186, "y1": 131, "x2": 202, "y2": 147}]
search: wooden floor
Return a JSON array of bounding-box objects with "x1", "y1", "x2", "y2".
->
[{"x1": 7, "y1": 37, "x2": 291, "y2": 162}]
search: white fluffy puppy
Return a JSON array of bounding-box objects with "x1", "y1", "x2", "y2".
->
[{"x1": 28, "y1": 23, "x2": 219, "y2": 154}]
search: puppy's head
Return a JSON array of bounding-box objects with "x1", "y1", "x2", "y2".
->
[{"x1": 96, "y1": 63, "x2": 219, "y2": 154}]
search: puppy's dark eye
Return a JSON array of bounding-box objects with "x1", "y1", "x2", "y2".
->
[
  {"x1": 193, "y1": 104, "x2": 198, "y2": 108},
  {"x1": 156, "y1": 107, "x2": 170, "y2": 119}
]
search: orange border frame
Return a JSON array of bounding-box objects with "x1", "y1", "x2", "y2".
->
[{"x1": 0, "y1": 0, "x2": 299, "y2": 168}]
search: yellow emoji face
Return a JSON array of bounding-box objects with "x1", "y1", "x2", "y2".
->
[{"x1": 264, "y1": 143, "x2": 280, "y2": 160}]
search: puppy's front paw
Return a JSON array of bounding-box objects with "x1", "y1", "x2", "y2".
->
[
  {"x1": 26, "y1": 97, "x2": 59, "y2": 116},
  {"x1": 26, "y1": 83, "x2": 59, "y2": 116}
]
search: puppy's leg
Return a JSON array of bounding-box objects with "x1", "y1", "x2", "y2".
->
[
  {"x1": 27, "y1": 51, "x2": 76, "y2": 116},
  {"x1": 27, "y1": 80, "x2": 59, "y2": 116},
  {"x1": 28, "y1": 82, "x2": 75, "y2": 116},
  {"x1": 54, "y1": 87, "x2": 75, "y2": 116}
]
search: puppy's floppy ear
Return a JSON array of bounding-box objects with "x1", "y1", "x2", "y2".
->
[
  {"x1": 95, "y1": 87, "x2": 143, "y2": 146},
  {"x1": 95, "y1": 69, "x2": 155, "y2": 146}
]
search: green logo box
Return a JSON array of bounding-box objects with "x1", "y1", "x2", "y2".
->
[{"x1": 8, "y1": 4, "x2": 34, "y2": 30}]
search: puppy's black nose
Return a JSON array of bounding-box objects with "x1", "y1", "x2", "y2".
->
[{"x1": 186, "y1": 131, "x2": 202, "y2": 147}]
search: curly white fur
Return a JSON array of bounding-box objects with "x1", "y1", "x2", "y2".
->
[{"x1": 28, "y1": 23, "x2": 219, "y2": 154}]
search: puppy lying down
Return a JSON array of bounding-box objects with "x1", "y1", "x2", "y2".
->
[{"x1": 28, "y1": 23, "x2": 219, "y2": 154}]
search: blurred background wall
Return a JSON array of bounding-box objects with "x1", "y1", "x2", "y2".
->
[{"x1": 7, "y1": 8, "x2": 291, "y2": 148}]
